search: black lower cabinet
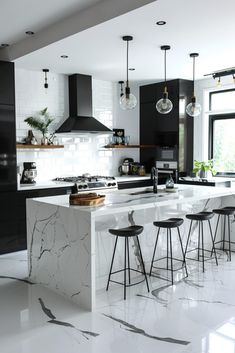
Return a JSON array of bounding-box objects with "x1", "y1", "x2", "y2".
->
[{"x1": 0, "y1": 187, "x2": 71, "y2": 255}]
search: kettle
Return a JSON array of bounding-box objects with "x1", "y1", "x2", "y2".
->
[{"x1": 118, "y1": 158, "x2": 134, "y2": 175}]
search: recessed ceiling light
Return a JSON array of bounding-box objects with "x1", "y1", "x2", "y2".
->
[
  {"x1": 156, "y1": 21, "x2": 166, "y2": 26},
  {"x1": 25, "y1": 31, "x2": 34, "y2": 35},
  {"x1": 0, "y1": 43, "x2": 9, "y2": 48},
  {"x1": 60, "y1": 55, "x2": 68, "y2": 58},
  {"x1": 129, "y1": 68, "x2": 135, "y2": 71}
]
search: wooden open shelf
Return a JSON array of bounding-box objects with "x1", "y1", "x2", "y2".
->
[
  {"x1": 16, "y1": 144, "x2": 64, "y2": 149},
  {"x1": 104, "y1": 144, "x2": 157, "y2": 149}
]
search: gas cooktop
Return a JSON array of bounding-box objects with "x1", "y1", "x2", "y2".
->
[{"x1": 53, "y1": 175, "x2": 117, "y2": 191}]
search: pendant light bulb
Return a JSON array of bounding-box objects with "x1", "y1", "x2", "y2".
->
[
  {"x1": 186, "y1": 53, "x2": 201, "y2": 117},
  {"x1": 156, "y1": 45, "x2": 173, "y2": 114},
  {"x1": 186, "y1": 96, "x2": 201, "y2": 117},
  {"x1": 120, "y1": 36, "x2": 137, "y2": 110}
]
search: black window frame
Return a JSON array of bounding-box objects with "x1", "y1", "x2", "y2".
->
[{"x1": 209, "y1": 113, "x2": 235, "y2": 176}]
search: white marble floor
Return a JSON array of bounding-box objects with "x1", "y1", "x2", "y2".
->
[{"x1": 1, "y1": 250, "x2": 235, "y2": 353}]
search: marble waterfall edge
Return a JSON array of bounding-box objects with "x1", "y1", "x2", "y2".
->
[{"x1": 26, "y1": 199, "x2": 95, "y2": 310}]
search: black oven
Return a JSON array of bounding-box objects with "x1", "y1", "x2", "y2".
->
[{"x1": 156, "y1": 146, "x2": 177, "y2": 161}]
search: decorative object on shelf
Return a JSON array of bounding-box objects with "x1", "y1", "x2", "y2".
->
[
  {"x1": 124, "y1": 135, "x2": 130, "y2": 145},
  {"x1": 156, "y1": 45, "x2": 173, "y2": 114},
  {"x1": 186, "y1": 53, "x2": 201, "y2": 117},
  {"x1": 113, "y1": 128, "x2": 125, "y2": 144},
  {"x1": 47, "y1": 133, "x2": 59, "y2": 145},
  {"x1": 118, "y1": 81, "x2": 124, "y2": 97},
  {"x1": 204, "y1": 66, "x2": 235, "y2": 86},
  {"x1": 42, "y1": 69, "x2": 49, "y2": 89},
  {"x1": 119, "y1": 36, "x2": 137, "y2": 110},
  {"x1": 193, "y1": 159, "x2": 216, "y2": 179},
  {"x1": 24, "y1": 107, "x2": 54, "y2": 145},
  {"x1": 24, "y1": 130, "x2": 38, "y2": 145}
]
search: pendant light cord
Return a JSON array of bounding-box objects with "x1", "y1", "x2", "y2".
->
[
  {"x1": 193, "y1": 56, "x2": 195, "y2": 96},
  {"x1": 164, "y1": 48, "x2": 166, "y2": 85},
  {"x1": 126, "y1": 39, "x2": 129, "y2": 88}
]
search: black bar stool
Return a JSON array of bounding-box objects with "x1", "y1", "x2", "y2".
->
[
  {"x1": 149, "y1": 218, "x2": 188, "y2": 285},
  {"x1": 185, "y1": 212, "x2": 218, "y2": 272},
  {"x1": 106, "y1": 225, "x2": 149, "y2": 300},
  {"x1": 212, "y1": 207, "x2": 235, "y2": 261}
]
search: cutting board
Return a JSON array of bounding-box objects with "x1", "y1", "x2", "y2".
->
[{"x1": 69, "y1": 192, "x2": 105, "y2": 206}]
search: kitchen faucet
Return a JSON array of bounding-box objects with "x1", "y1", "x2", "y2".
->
[{"x1": 151, "y1": 167, "x2": 158, "y2": 193}]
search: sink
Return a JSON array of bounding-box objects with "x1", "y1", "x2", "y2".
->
[
  {"x1": 129, "y1": 190, "x2": 153, "y2": 195},
  {"x1": 129, "y1": 189, "x2": 166, "y2": 197}
]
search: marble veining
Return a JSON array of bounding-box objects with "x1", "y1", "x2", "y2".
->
[
  {"x1": 103, "y1": 314, "x2": 190, "y2": 346},
  {"x1": 2, "y1": 251, "x2": 235, "y2": 352},
  {"x1": 38, "y1": 298, "x2": 99, "y2": 339}
]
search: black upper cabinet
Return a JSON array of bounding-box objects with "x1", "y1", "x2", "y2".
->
[
  {"x1": 140, "y1": 79, "x2": 194, "y2": 175},
  {"x1": 0, "y1": 61, "x2": 15, "y2": 105}
]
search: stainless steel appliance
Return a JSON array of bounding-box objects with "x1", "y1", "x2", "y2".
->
[
  {"x1": 118, "y1": 158, "x2": 134, "y2": 175},
  {"x1": 156, "y1": 161, "x2": 178, "y2": 184},
  {"x1": 20, "y1": 162, "x2": 37, "y2": 184},
  {"x1": 54, "y1": 175, "x2": 118, "y2": 192}
]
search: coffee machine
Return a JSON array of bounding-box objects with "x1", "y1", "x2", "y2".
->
[{"x1": 20, "y1": 162, "x2": 37, "y2": 184}]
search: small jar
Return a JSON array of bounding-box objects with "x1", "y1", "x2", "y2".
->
[{"x1": 138, "y1": 165, "x2": 146, "y2": 176}]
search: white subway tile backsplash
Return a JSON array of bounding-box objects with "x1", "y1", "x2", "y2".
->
[{"x1": 15, "y1": 68, "x2": 139, "y2": 180}]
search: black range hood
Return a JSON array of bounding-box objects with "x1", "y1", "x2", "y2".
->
[{"x1": 56, "y1": 74, "x2": 112, "y2": 134}]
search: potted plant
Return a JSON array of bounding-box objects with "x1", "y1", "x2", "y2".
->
[
  {"x1": 24, "y1": 108, "x2": 54, "y2": 145},
  {"x1": 193, "y1": 159, "x2": 216, "y2": 179}
]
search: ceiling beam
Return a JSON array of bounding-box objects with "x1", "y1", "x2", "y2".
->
[{"x1": 0, "y1": 0, "x2": 156, "y2": 61}]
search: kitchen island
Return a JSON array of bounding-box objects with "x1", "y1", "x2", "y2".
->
[{"x1": 26, "y1": 184, "x2": 235, "y2": 311}]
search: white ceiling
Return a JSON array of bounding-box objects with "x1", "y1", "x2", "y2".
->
[
  {"x1": 0, "y1": 0, "x2": 102, "y2": 45},
  {"x1": 13, "y1": 0, "x2": 235, "y2": 81}
]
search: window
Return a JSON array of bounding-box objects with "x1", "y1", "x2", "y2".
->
[
  {"x1": 210, "y1": 89, "x2": 235, "y2": 111},
  {"x1": 209, "y1": 89, "x2": 235, "y2": 175},
  {"x1": 209, "y1": 115, "x2": 235, "y2": 174}
]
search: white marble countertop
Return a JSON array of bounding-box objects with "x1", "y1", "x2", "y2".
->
[
  {"x1": 115, "y1": 174, "x2": 151, "y2": 182},
  {"x1": 18, "y1": 181, "x2": 73, "y2": 191},
  {"x1": 179, "y1": 176, "x2": 234, "y2": 183},
  {"x1": 30, "y1": 184, "x2": 235, "y2": 217}
]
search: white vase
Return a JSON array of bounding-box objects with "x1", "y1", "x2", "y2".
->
[{"x1": 41, "y1": 136, "x2": 48, "y2": 145}]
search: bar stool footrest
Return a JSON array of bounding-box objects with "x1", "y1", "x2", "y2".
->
[{"x1": 109, "y1": 277, "x2": 147, "y2": 288}]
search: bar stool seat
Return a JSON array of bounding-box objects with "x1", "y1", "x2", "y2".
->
[
  {"x1": 153, "y1": 218, "x2": 184, "y2": 228},
  {"x1": 186, "y1": 211, "x2": 214, "y2": 221},
  {"x1": 150, "y1": 218, "x2": 188, "y2": 285},
  {"x1": 106, "y1": 225, "x2": 149, "y2": 300},
  {"x1": 212, "y1": 207, "x2": 235, "y2": 261},
  {"x1": 109, "y1": 225, "x2": 143, "y2": 237},
  {"x1": 185, "y1": 211, "x2": 217, "y2": 272},
  {"x1": 213, "y1": 208, "x2": 235, "y2": 216}
]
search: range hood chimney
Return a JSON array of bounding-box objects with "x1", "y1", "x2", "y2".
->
[{"x1": 56, "y1": 74, "x2": 112, "y2": 134}]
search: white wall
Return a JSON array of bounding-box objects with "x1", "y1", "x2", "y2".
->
[{"x1": 15, "y1": 68, "x2": 140, "y2": 180}]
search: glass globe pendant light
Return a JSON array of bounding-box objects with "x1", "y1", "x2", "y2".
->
[
  {"x1": 156, "y1": 45, "x2": 173, "y2": 114},
  {"x1": 186, "y1": 53, "x2": 201, "y2": 117},
  {"x1": 120, "y1": 36, "x2": 137, "y2": 110}
]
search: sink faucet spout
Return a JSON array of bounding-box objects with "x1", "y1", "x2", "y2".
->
[{"x1": 151, "y1": 167, "x2": 158, "y2": 194}]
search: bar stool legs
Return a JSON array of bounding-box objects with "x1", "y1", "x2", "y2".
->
[
  {"x1": 185, "y1": 213, "x2": 218, "y2": 272},
  {"x1": 106, "y1": 225, "x2": 149, "y2": 300},
  {"x1": 150, "y1": 218, "x2": 187, "y2": 285},
  {"x1": 212, "y1": 208, "x2": 235, "y2": 262}
]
